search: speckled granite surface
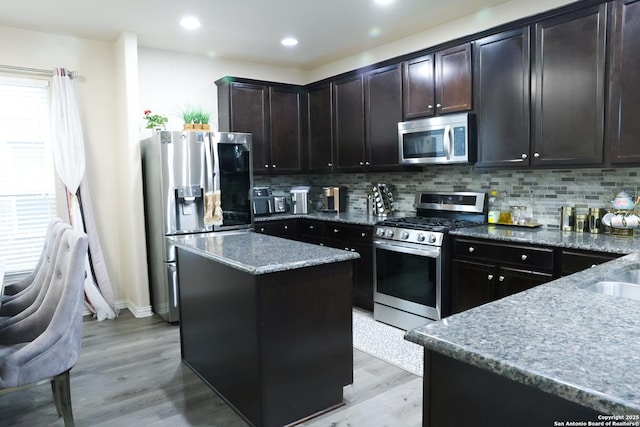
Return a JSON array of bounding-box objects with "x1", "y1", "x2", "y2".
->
[
  {"x1": 170, "y1": 231, "x2": 359, "y2": 275},
  {"x1": 255, "y1": 211, "x2": 383, "y2": 226},
  {"x1": 405, "y1": 251, "x2": 640, "y2": 415},
  {"x1": 452, "y1": 224, "x2": 640, "y2": 254}
]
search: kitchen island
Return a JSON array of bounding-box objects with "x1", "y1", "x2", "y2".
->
[
  {"x1": 170, "y1": 231, "x2": 359, "y2": 427},
  {"x1": 405, "y1": 249, "x2": 640, "y2": 425}
]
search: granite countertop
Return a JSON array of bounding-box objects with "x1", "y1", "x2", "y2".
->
[
  {"x1": 254, "y1": 211, "x2": 383, "y2": 226},
  {"x1": 170, "y1": 231, "x2": 359, "y2": 275},
  {"x1": 405, "y1": 251, "x2": 640, "y2": 415},
  {"x1": 452, "y1": 224, "x2": 640, "y2": 254}
]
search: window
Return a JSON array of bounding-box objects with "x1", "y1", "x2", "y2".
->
[{"x1": 0, "y1": 76, "x2": 56, "y2": 277}]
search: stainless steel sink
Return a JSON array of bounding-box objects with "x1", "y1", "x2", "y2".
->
[{"x1": 581, "y1": 280, "x2": 640, "y2": 302}]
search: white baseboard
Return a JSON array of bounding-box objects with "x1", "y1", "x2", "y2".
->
[{"x1": 82, "y1": 300, "x2": 153, "y2": 319}]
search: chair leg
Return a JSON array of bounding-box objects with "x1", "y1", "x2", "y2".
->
[{"x1": 51, "y1": 370, "x2": 75, "y2": 427}]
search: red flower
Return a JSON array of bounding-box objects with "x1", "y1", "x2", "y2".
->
[{"x1": 144, "y1": 110, "x2": 151, "y2": 115}]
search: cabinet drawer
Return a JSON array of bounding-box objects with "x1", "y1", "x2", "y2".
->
[
  {"x1": 298, "y1": 220, "x2": 325, "y2": 237},
  {"x1": 559, "y1": 250, "x2": 621, "y2": 276},
  {"x1": 325, "y1": 223, "x2": 373, "y2": 244},
  {"x1": 454, "y1": 238, "x2": 554, "y2": 272}
]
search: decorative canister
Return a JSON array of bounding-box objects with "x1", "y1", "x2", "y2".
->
[
  {"x1": 588, "y1": 207, "x2": 603, "y2": 234},
  {"x1": 560, "y1": 206, "x2": 575, "y2": 231},
  {"x1": 574, "y1": 214, "x2": 587, "y2": 232}
]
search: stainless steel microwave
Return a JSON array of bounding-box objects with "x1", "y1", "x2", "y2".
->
[{"x1": 398, "y1": 113, "x2": 476, "y2": 165}]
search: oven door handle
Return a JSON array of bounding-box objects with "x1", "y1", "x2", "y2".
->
[{"x1": 374, "y1": 240, "x2": 441, "y2": 258}]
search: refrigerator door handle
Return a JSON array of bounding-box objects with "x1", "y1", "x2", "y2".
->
[{"x1": 166, "y1": 262, "x2": 180, "y2": 321}]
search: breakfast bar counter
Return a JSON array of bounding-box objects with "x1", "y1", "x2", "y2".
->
[
  {"x1": 170, "y1": 231, "x2": 358, "y2": 427},
  {"x1": 405, "y1": 250, "x2": 640, "y2": 425}
]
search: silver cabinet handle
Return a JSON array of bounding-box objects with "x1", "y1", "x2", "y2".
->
[
  {"x1": 427, "y1": 104, "x2": 433, "y2": 109},
  {"x1": 284, "y1": 225, "x2": 288, "y2": 230},
  {"x1": 272, "y1": 164, "x2": 276, "y2": 168},
  {"x1": 534, "y1": 152, "x2": 540, "y2": 158},
  {"x1": 328, "y1": 162, "x2": 333, "y2": 167},
  {"x1": 591, "y1": 264, "x2": 597, "y2": 268},
  {"x1": 436, "y1": 103, "x2": 442, "y2": 108},
  {"x1": 468, "y1": 246, "x2": 475, "y2": 253},
  {"x1": 361, "y1": 232, "x2": 366, "y2": 237},
  {"x1": 521, "y1": 254, "x2": 528, "y2": 261},
  {"x1": 334, "y1": 229, "x2": 339, "y2": 233},
  {"x1": 309, "y1": 225, "x2": 314, "y2": 230},
  {"x1": 498, "y1": 276, "x2": 505, "y2": 282},
  {"x1": 260, "y1": 227, "x2": 265, "y2": 232},
  {"x1": 359, "y1": 161, "x2": 364, "y2": 166},
  {"x1": 365, "y1": 161, "x2": 370, "y2": 166},
  {"x1": 521, "y1": 153, "x2": 528, "y2": 159},
  {"x1": 264, "y1": 164, "x2": 269, "y2": 168},
  {"x1": 487, "y1": 274, "x2": 494, "y2": 281}
]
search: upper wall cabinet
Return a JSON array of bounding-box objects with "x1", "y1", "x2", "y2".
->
[
  {"x1": 216, "y1": 77, "x2": 304, "y2": 175},
  {"x1": 473, "y1": 28, "x2": 531, "y2": 168},
  {"x1": 531, "y1": 4, "x2": 607, "y2": 167},
  {"x1": 365, "y1": 64, "x2": 403, "y2": 170},
  {"x1": 307, "y1": 83, "x2": 334, "y2": 173},
  {"x1": 607, "y1": 0, "x2": 640, "y2": 164},
  {"x1": 402, "y1": 43, "x2": 472, "y2": 119},
  {"x1": 332, "y1": 64, "x2": 404, "y2": 173}
]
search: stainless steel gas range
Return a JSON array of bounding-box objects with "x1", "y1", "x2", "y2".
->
[{"x1": 373, "y1": 191, "x2": 487, "y2": 330}]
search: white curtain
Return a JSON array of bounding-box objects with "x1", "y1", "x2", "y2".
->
[{"x1": 51, "y1": 68, "x2": 117, "y2": 321}]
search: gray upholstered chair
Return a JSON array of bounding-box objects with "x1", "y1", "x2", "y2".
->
[
  {"x1": 1, "y1": 220, "x2": 69, "y2": 317},
  {"x1": 0, "y1": 227, "x2": 88, "y2": 427},
  {"x1": 2, "y1": 217, "x2": 63, "y2": 297}
]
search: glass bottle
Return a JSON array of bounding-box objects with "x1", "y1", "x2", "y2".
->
[{"x1": 488, "y1": 190, "x2": 500, "y2": 224}]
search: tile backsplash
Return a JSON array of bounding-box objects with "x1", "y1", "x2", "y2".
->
[{"x1": 256, "y1": 166, "x2": 640, "y2": 228}]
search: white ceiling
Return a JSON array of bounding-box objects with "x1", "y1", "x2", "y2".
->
[{"x1": 0, "y1": 0, "x2": 511, "y2": 70}]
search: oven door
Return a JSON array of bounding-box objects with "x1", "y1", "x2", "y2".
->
[{"x1": 373, "y1": 239, "x2": 442, "y2": 321}]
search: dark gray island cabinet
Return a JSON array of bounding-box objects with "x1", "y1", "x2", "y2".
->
[{"x1": 171, "y1": 232, "x2": 358, "y2": 427}]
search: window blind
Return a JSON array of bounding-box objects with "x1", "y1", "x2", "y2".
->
[{"x1": 0, "y1": 76, "x2": 56, "y2": 276}]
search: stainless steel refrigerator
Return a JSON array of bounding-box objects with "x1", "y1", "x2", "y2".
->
[{"x1": 141, "y1": 131, "x2": 253, "y2": 322}]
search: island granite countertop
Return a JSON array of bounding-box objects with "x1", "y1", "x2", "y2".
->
[
  {"x1": 405, "y1": 250, "x2": 640, "y2": 415},
  {"x1": 170, "y1": 231, "x2": 359, "y2": 275}
]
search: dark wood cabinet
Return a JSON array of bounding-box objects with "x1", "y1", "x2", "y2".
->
[
  {"x1": 216, "y1": 77, "x2": 304, "y2": 175},
  {"x1": 531, "y1": 4, "x2": 607, "y2": 167},
  {"x1": 217, "y1": 80, "x2": 270, "y2": 174},
  {"x1": 255, "y1": 219, "x2": 375, "y2": 311},
  {"x1": 402, "y1": 43, "x2": 472, "y2": 119},
  {"x1": 435, "y1": 43, "x2": 473, "y2": 115},
  {"x1": 365, "y1": 64, "x2": 403, "y2": 171},
  {"x1": 307, "y1": 84, "x2": 334, "y2": 173},
  {"x1": 403, "y1": 54, "x2": 435, "y2": 119},
  {"x1": 607, "y1": 0, "x2": 640, "y2": 164},
  {"x1": 474, "y1": 27, "x2": 531, "y2": 168},
  {"x1": 269, "y1": 86, "x2": 304, "y2": 173},
  {"x1": 324, "y1": 223, "x2": 374, "y2": 311},
  {"x1": 333, "y1": 74, "x2": 366, "y2": 172},
  {"x1": 558, "y1": 249, "x2": 621, "y2": 276},
  {"x1": 451, "y1": 237, "x2": 554, "y2": 313}
]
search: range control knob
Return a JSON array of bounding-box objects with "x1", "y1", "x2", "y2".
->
[
  {"x1": 428, "y1": 234, "x2": 437, "y2": 244},
  {"x1": 401, "y1": 231, "x2": 410, "y2": 240},
  {"x1": 417, "y1": 233, "x2": 426, "y2": 242},
  {"x1": 385, "y1": 229, "x2": 395, "y2": 238},
  {"x1": 375, "y1": 228, "x2": 385, "y2": 237}
]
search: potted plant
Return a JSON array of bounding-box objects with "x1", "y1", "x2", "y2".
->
[
  {"x1": 181, "y1": 107, "x2": 197, "y2": 130},
  {"x1": 143, "y1": 110, "x2": 168, "y2": 130},
  {"x1": 198, "y1": 109, "x2": 212, "y2": 130}
]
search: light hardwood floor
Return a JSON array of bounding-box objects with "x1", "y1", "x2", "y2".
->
[{"x1": 0, "y1": 311, "x2": 422, "y2": 426}]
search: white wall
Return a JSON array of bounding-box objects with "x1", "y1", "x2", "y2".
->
[
  {"x1": 137, "y1": 49, "x2": 308, "y2": 134},
  {"x1": 0, "y1": 24, "x2": 131, "y2": 311}
]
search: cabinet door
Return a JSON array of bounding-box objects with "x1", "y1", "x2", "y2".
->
[
  {"x1": 333, "y1": 75, "x2": 366, "y2": 172},
  {"x1": 435, "y1": 43, "x2": 473, "y2": 115},
  {"x1": 403, "y1": 54, "x2": 435, "y2": 119},
  {"x1": 307, "y1": 84, "x2": 334, "y2": 173},
  {"x1": 269, "y1": 87, "x2": 303, "y2": 173},
  {"x1": 608, "y1": 0, "x2": 640, "y2": 164},
  {"x1": 532, "y1": 4, "x2": 606, "y2": 166},
  {"x1": 451, "y1": 259, "x2": 495, "y2": 314},
  {"x1": 229, "y1": 83, "x2": 270, "y2": 174},
  {"x1": 365, "y1": 64, "x2": 403, "y2": 171},
  {"x1": 559, "y1": 249, "x2": 620, "y2": 276},
  {"x1": 474, "y1": 28, "x2": 531, "y2": 168},
  {"x1": 496, "y1": 267, "x2": 552, "y2": 298},
  {"x1": 351, "y1": 241, "x2": 374, "y2": 312}
]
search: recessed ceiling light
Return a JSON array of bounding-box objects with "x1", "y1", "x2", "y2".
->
[
  {"x1": 281, "y1": 37, "x2": 298, "y2": 47},
  {"x1": 180, "y1": 17, "x2": 201, "y2": 30}
]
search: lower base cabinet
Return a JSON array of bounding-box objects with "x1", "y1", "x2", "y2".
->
[
  {"x1": 255, "y1": 219, "x2": 375, "y2": 311},
  {"x1": 451, "y1": 237, "x2": 554, "y2": 314},
  {"x1": 423, "y1": 350, "x2": 601, "y2": 426}
]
